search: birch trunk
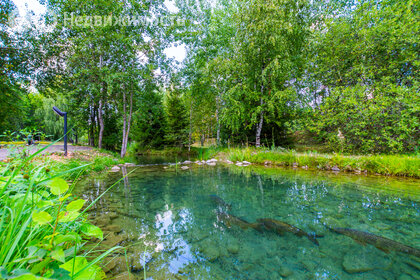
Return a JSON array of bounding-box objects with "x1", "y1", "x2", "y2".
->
[
  {"x1": 98, "y1": 99, "x2": 104, "y2": 149},
  {"x1": 255, "y1": 97, "x2": 264, "y2": 148},
  {"x1": 188, "y1": 99, "x2": 192, "y2": 151},
  {"x1": 121, "y1": 91, "x2": 133, "y2": 158},
  {"x1": 216, "y1": 95, "x2": 220, "y2": 146}
]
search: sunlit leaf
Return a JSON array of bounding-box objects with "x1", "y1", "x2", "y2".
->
[
  {"x1": 81, "y1": 223, "x2": 103, "y2": 240},
  {"x1": 59, "y1": 211, "x2": 79, "y2": 223},
  {"x1": 66, "y1": 199, "x2": 85, "y2": 212},
  {"x1": 32, "y1": 211, "x2": 52, "y2": 225},
  {"x1": 48, "y1": 178, "x2": 69, "y2": 196},
  {"x1": 51, "y1": 247, "x2": 66, "y2": 263}
]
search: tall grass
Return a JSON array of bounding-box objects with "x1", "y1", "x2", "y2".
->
[{"x1": 224, "y1": 148, "x2": 420, "y2": 178}]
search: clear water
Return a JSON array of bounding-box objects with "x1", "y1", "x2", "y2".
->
[{"x1": 77, "y1": 165, "x2": 420, "y2": 279}]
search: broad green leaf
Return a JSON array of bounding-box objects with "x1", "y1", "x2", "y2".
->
[
  {"x1": 54, "y1": 233, "x2": 81, "y2": 245},
  {"x1": 66, "y1": 199, "x2": 85, "y2": 212},
  {"x1": 51, "y1": 247, "x2": 66, "y2": 263},
  {"x1": 81, "y1": 223, "x2": 103, "y2": 240},
  {"x1": 32, "y1": 211, "x2": 52, "y2": 225},
  {"x1": 30, "y1": 257, "x2": 51, "y2": 275},
  {"x1": 36, "y1": 200, "x2": 53, "y2": 208},
  {"x1": 59, "y1": 211, "x2": 80, "y2": 223},
  {"x1": 48, "y1": 178, "x2": 69, "y2": 196}
]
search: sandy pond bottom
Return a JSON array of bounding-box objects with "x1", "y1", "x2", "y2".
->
[{"x1": 76, "y1": 165, "x2": 420, "y2": 280}]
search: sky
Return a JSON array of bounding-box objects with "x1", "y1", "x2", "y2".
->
[{"x1": 11, "y1": 0, "x2": 186, "y2": 62}]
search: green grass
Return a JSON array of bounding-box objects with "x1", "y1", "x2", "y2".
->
[{"x1": 222, "y1": 148, "x2": 420, "y2": 178}]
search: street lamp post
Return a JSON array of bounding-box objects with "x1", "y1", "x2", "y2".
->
[{"x1": 52, "y1": 106, "x2": 68, "y2": 156}]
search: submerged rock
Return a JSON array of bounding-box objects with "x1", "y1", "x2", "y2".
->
[
  {"x1": 278, "y1": 264, "x2": 294, "y2": 277},
  {"x1": 181, "y1": 166, "x2": 189, "y2": 170},
  {"x1": 226, "y1": 160, "x2": 233, "y2": 164},
  {"x1": 183, "y1": 160, "x2": 192, "y2": 164},
  {"x1": 113, "y1": 271, "x2": 139, "y2": 280},
  {"x1": 342, "y1": 249, "x2": 391, "y2": 274},
  {"x1": 102, "y1": 233, "x2": 127, "y2": 248},
  {"x1": 203, "y1": 246, "x2": 220, "y2": 262},
  {"x1": 342, "y1": 254, "x2": 374, "y2": 273},
  {"x1": 227, "y1": 240, "x2": 240, "y2": 254},
  {"x1": 104, "y1": 224, "x2": 122, "y2": 234}
]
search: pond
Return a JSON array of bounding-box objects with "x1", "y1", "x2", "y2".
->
[{"x1": 76, "y1": 164, "x2": 420, "y2": 280}]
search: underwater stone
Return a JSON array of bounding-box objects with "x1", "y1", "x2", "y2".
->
[
  {"x1": 103, "y1": 233, "x2": 127, "y2": 247},
  {"x1": 203, "y1": 245, "x2": 220, "y2": 262},
  {"x1": 181, "y1": 166, "x2": 189, "y2": 170},
  {"x1": 108, "y1": 212, "x2": 118, "y2": 220},
  {"x1": 278, "y1": 264, "x2": 294, "y2": 277},
  {"x1": 320, "y1": 216, "x2": 345, "y2": 228},
  {"x1": 113, "y1": 271, "x2": 139, "y2": 280},
  {"x1": 342, "y1": 255, "x2": 374, "y2": 273},
  {"x1": 227, "y1": 241, "x2": 240, "y2": 254},
  {"x1": 342, "y1": 249, "x2": 391, "y2": 274},
  {"x1": 104, "y1": 224, "x2": 122, "y2": 233}
]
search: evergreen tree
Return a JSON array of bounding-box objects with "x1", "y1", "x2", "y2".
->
[
  {"x1": 133, "y1": 90, "x2": 167, "y2": 149},
  {"x1": 165, "y1": 90, "x2": 189, "y2": 147}
]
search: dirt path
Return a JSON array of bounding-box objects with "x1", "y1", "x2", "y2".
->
[{"x1": 0, "y1": 145, "x2": 93, "y2": 160}]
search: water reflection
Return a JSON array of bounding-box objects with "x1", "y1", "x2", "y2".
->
[{"x1": 76, "y1": 165, "x2": 420, "y2": 279}]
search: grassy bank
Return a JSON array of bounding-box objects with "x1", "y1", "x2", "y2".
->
[
  {"x1": 0, "y1": 146, "x2": 126, "y2": 279},
  {"x1": 220, "y1": 148, "x2": 420, "y2": 178}
]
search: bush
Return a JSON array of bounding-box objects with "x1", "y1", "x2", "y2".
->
[{"x1": 311, "y1": 85, "x2": 419, "y2": 154}]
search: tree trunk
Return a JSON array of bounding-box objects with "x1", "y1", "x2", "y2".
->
[
  {"x1": 98, "y1": 99, "x2": 104, "y2": 149},
  {"x1": 97, "y1": 55, "x2": 105, "y2": 149},
  {"x1": 216, "y1": 95, "x2": 220, "y2": 146},
  {"x1": 89, "y1": 105, "x2": 95, "y2": 146},
  {"x1": 255, "y1": 97, "x2": 264, "y2": 148},
  {"x1": 121, "y1": 91, "x2": 133, "y2": 158},
  {"x1": 188, "y1": 100, "x2": 192, "y2": 151}
]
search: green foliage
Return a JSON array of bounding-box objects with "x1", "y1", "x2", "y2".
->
[
  {"x1": 308, "y1": 0, "x2": 419, "y2": 154},
  {"x1": 311, "y1": 85, "x2": 419, "y2": 153},
  {"x1": 132, "y1": 90, "x2": 167, "y2": 149},
  {"x1": 164, "y1": 90, "x2": 189, "y2": 147}
]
